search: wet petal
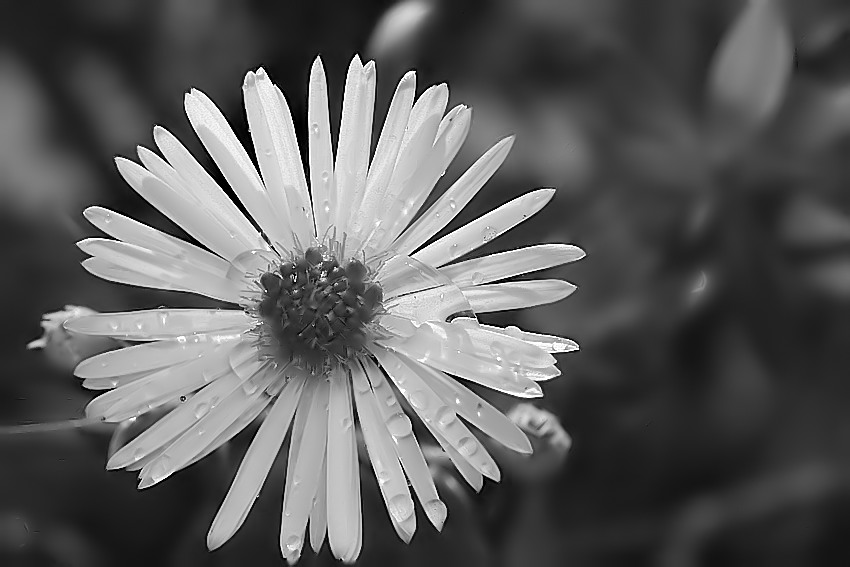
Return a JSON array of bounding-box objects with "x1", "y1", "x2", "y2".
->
[
  {"x1": 413, "y1": 189, "x2": 555, "y2": 268},
  {"x1": 361, "y1": 358, "x2": 445, "y2": 530},
  {"x1": 476, "y1": 324, "x2": 579, "y2": 354},
  {"x1": 392, "y1": 136, "x2": 514, "y2": 256},
  {"x1": 308, "y1": 57, "x2": 335, "y2": 239},
  {"x1": 350, "y1": 362, "x2": 416, "y2": 542},
  {"x1": 65, "y1": 308, "x2": 252, "y2": 340},
  {"x1": 205, "y1": 375, "x2": 306, "y2": 550},
  {"x1": 439, "y1": 244, "x2": 585, "y2": 287},
  {"x1": 463, "y1": 280, "x2": 577, "y2": 313}
]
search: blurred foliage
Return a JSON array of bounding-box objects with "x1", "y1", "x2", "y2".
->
[{"x1": 4, "y1": 0, "x2": 850, "y2": 566}]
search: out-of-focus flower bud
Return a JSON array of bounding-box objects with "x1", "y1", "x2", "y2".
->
[
  {"x1": 366, "y1": 0, "x2": 435, "y2": 62},
  {"x1": 27, "y1": 305, "x2": 121, "y2": 371},
  {"x1": 496, "y1": 403, "x2": 572, "y2": 483}
]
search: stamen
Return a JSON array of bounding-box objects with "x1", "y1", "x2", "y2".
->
[{"x1": 254, "y1": 243, "x2": 383, "y2": 371}]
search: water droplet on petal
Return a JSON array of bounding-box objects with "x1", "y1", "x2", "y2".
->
[
  {"x1": 285, "y1": 534, "x2": 302, "y2": 553},
  {"x1": 388, "y1": 494, "x2": 414, "y2": 522},
  {"x1": 482, "y1": 226, "x2": 497, "y2": 242},
  {"x1": 424, "y1": 498, "x2": 447, "y2": 525},
  {"x1": 132, "y1": 448, "x2": 145, "y2": 462},
  {"x1": 386, "y1": 413, "x2": 412, "y2": 438},
  {"x1": 409, "y1": 390, "x2": 428, "y2": 410},
  {"x1": 448, "y1": 199, "x2": 457, "y2": 211},
  {"x1": 311, "y1": 122, "x2": 320, "y2": 135},
  {"x1": 150, "y1": 456, "x2": 172, "y2": 482},
  {"x1": 194, "y1": 402, "x2": 210, "y2": 420},
  {"x1": 458, "y1": 437, "x2": 478, "y2": 457},
  {"x1": 434, "y1": 406, "x2": 455, "y2": 428}
]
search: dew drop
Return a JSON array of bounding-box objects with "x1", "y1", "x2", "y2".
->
[
  {"x1": 377, "y1": 469, "x2": 390, "y2": 485},
  {"x1": 179, "y1": 395, "x2": 187, "y2": 403},
  {"x1": 552, "y1": 341, "x2": 570, "y2": 352},
  {"x1": 386, "y1": 394, "x2": 397, "y2": 407},
  {"x1": 470, "y1": 271, "x2": 485, "y2": 285},
  {"x1": 264, "y1": 149, "x2": 273, "y2": 157},
  {"x1": 150, "y1": 456, "x2": 172, "y2": 482},
  {"x1": 434, "y1": 406, "x2": 455, "y2": 428},
  {"x1": 285, "y1": 534, "x2": 302, "y2": 553},
  {"x1": 321, "y1": 171, "x2": 330, "y2": 183},
  {"x1": 341, "y1": 417, "x2": 353, "y2": 430},
  {"x1": 132, "y1": 448, "x2": 145, "y2": 462},
  {"x1": 310, "y1": 122, "x2": 320, "y2": 135},
  {"x1": 424, "y1": 498, "x2": 447, "y2": 524},
  {"x1": 482, "y1": 226, "x2": 497, "y2": 242},
  {"x1": 409, "y1": 390, "x2": 428, "y2": 410},
  {"x1": 194, "y1": 402, "x2": 210, "y2": 420},
  {"x1": 388, "y1": 495, "x2": 414, "y2": 522},
  {"x1": 103, "y1": 212, "x2": 113, "y2": 224},
  {"x1": 386, "y1": 413, "x2": 412, "y2": 438},
  {"x1": 458, "y1": 437, "x2": 478, "y2": 457},
  {"x1": 448, "y1": 199, "x2": 457, "y2": 211},
  {"x1": 474, "y1": 402, "x2": 483, "y2": 418}
]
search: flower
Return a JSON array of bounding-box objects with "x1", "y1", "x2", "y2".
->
[{"x1": 66, "y1": 55, "x2": 584, "y2": 564}]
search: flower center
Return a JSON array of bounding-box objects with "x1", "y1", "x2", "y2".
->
[{"x1": 256, "y1": 246, "x2": 383, "y2": 370}]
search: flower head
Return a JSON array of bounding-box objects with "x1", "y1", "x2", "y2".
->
[{"x1": 67, "y1": 55, "x2": 583, "y2": 564}]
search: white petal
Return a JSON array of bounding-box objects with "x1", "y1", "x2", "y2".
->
[
  {"x1": 350, "y1": 362, "x2": 416, "y2": 542},
  {"x1": 451, "y1": 318, "x2": 556, "y2": 368},
  {"x1": 78, "y1": 238, "x2": 243, "y2": 302},
  {"x1": 351, "y1": 70, "x2": 416, "y2": 245},
  {"x1": 309, "y1": 451, "x2": 328, "y2": 553},
  {"x1": 243, "y1": 69, "x2": 313, "y2": 245},
  {"x1": 203, "y1": 375, "x2": 305, "y2": 550},
  {"x1": 474, "y1": 324, "x2": 579, "y2": 354},
  {"x1": 369, "y1": 106, "x2": 471, "y2": 251},
  {"x1": 137, "y1": 359, "x2": 267, "y2": 489},
  {"x1": 152, "y1": 125, "x2": 268, "y2": 251},
  {"x1": 409, "y1": 357, "x2": 532, "y2": 454},
  {"x1": 65, "y1": 308, "x2": 252, "y2": 340},
  {"x1": 341, "y1": 61, "x2": 377, "y2": 239},
  {"x1": 463, "y1": 280, "x2": 577, "y2": 313},
  {"x1": 360, "y1": 358, "x2": 446, "y2": 530},
  {"x1": 413, "y1": 189, "x2": 555, "y2": 268},
  {"x1": 372, "y1": 348, "x2": 501, "y2": 481},
  {"x1": 86, "y1": 343, "x2": 236, "y2": 422},
  {"x1": 280, "y1": 377, "x2": 329, "y2": 563},
  {"x1": 377, "y1": 255, "x2": 473, "y2": 324},
  {"x1": 82, "y1": 371, "x2": 150, "y2": 390},
  {"x1": 326, "y1": 368, "x2": 361, "y2": 561},
  {"x1": 439, "y1": 244, "x2": 585, "y2": 287},
  {"x1": 75, "y1": 334, "x2": 235, "y2": 378},
  {"x1": 378, "y1": 322, "x2": 544, "y2": 398},
  {"x1": 114, "y1": 156, "x2": 253, "y2": 261},
  {"x1": 332, "y1": 56, "x2": 367, "y2": 235},
  {"x1": 392, "y1": 136, "x2": 514, "y2": 256},
  {"x1": 420, "y1": 418, "x2": 483, "y2": 491},
  {"x1": 84, "y1": 206, "x2": 231, "y2": 275},
  {"x1": 308, "y1": 57, "x2": 336, "y2": 240},
  {"x1": 81, "y1": 257, "x2": 192, "y2": 295},
  {"x1": 184, "y1": 89, "x2": 296, "y2": 254}
]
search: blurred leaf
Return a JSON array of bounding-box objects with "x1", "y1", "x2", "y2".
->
[{"x1": 706, "y1": 0, "x2": 793, "y2": 157}]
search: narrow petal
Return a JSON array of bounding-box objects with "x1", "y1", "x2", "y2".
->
[
  {"x1": 184, "y1": 89, "x2": 299, "y2": 253},
  {"x1": 65, "y1": 308, "x2": 252, "y2": 340},
  {"x1": 78, "y1": 239, "x2": 243, "y2": 302},
  {"x1": 332, "y1": 55, "x2": 366, "y2": 235},
  {"x1": 477, "y1": 324, "x2": 580, "y2": 354},
  {"x1": 370, "y1": 106, "x2": 471, "y2": 251},
  {"x1": 463, "y1": 280, "x2": 577, "y2": 313},
  {"x1": 106, "y1": 350, "x2": 256, "y2": 470},
  {"x1": 451, "y1": 318, "x2": 557, "y2": 368},
  {"x1": 74, "y1": 334, "x2": 236, "y2": 378},
  {"x1": 371, "y1": 348, "x2": 501, "y2": 481},
  {"x1": 82, "y1": 371, "x2": 150, "y2": 390},
  {"x1": 341, "y1": 61, "x2": 377, "y2": 238},
  {"x1": 378, "y1": 323, "x2": 544, "y2": 398},
  {"x1": 392, "y1": 136, "x2": 515, "y2": 256},
  {"x1": 206, "y1": 375, "x2": 306, "y2": 550},
  {"x1": 413, "y1": 189, "x2": 556, "y2": 268},
  {"x1": 114, "y1": 156, "x2": 253, "y2": 261},
  {"x1": 137, "y1": 360, "x2": 267, "y2": 489},
  {"x1": 86, "y1": 343, "x2": 236, "y2": 422},
  {"x1": 152, "y1": 126, "x2": 268, "y2": 251},
  {"x1": 280, "y1": 378, "x2": 329, "y2": 563},
  {"x1": 243, "y1": 69, "x2": 313, "y2": 245},
  {"x1": 407, "y1": 356, "x2": 533, "y2": 454},
  {"x1": 439, "y1": 244, "x2": 585, "y2": 287},
  {"x1": 326, "y1": 368, "x2": 361, "y2": 561},
  {"x1": 360, "y1": 358, "x2": 446, "y2": 531},
  {"x1": 84, "y1": 206, "x2": 231, "y2": 276},
  {"x1": 351, "y1": 70, "x2": 416, "y2": 244},
  {"x1": 351, "y1": 363, "x2": 416, "y2": 542},
  {"x1": 309, "y1": 452, "x2": 328, "y2": 553},
  {"x1": 308, "y1": 57, "x2": 335, "y2": 239},
  {"x1": 420, "y1": 419, "x2": 483, "y2": 491},
  {"x1": 81, "y1": 257, "x2": 192, "y2": 295}
]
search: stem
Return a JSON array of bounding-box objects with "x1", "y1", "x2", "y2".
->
[{"x1": 0, "y1": 416, "x2": 107, "y2": 435}]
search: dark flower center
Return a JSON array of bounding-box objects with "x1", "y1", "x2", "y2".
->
[{"x1": 256, "y1": 246, "x2": 383, "y2": 370}]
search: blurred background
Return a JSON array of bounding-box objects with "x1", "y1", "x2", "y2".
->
[{"x1": 3, "y1": 0, "x2": 850, "y2": 565}]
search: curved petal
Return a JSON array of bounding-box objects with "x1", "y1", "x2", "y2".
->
[
  {"x1": 308, "y1": 57, "x2": 336, "y2": 240},
  {"x1": 65, "y1": 308, "x2": 252, "y2": 340},
  {"x1": 463, "y1": 280, "x2": 577, "y2": 313},
  {"x1": 439, "y1": 244, "x2": 585, "y2": 287}
]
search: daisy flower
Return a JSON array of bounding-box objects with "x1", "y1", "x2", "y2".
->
[{"x1": 66, "y1": 55, "x2": 583, "y2": 563}]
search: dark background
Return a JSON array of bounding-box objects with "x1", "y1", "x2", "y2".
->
[{"x1": 4, "y1": 0, "x2": 850, "y2": 565}]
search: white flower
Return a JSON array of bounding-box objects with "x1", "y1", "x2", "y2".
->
[{"x1": 66, "y1": 55, "x2": 583, "y2": 564}]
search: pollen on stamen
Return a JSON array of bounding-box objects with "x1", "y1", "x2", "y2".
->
[{"x1": 252, "y1": 244, "x2": 383, "y2": 372}]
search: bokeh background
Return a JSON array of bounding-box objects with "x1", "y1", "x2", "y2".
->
[{"x1": 3, "y1": 0, "x2": 850, "y2": 565}]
